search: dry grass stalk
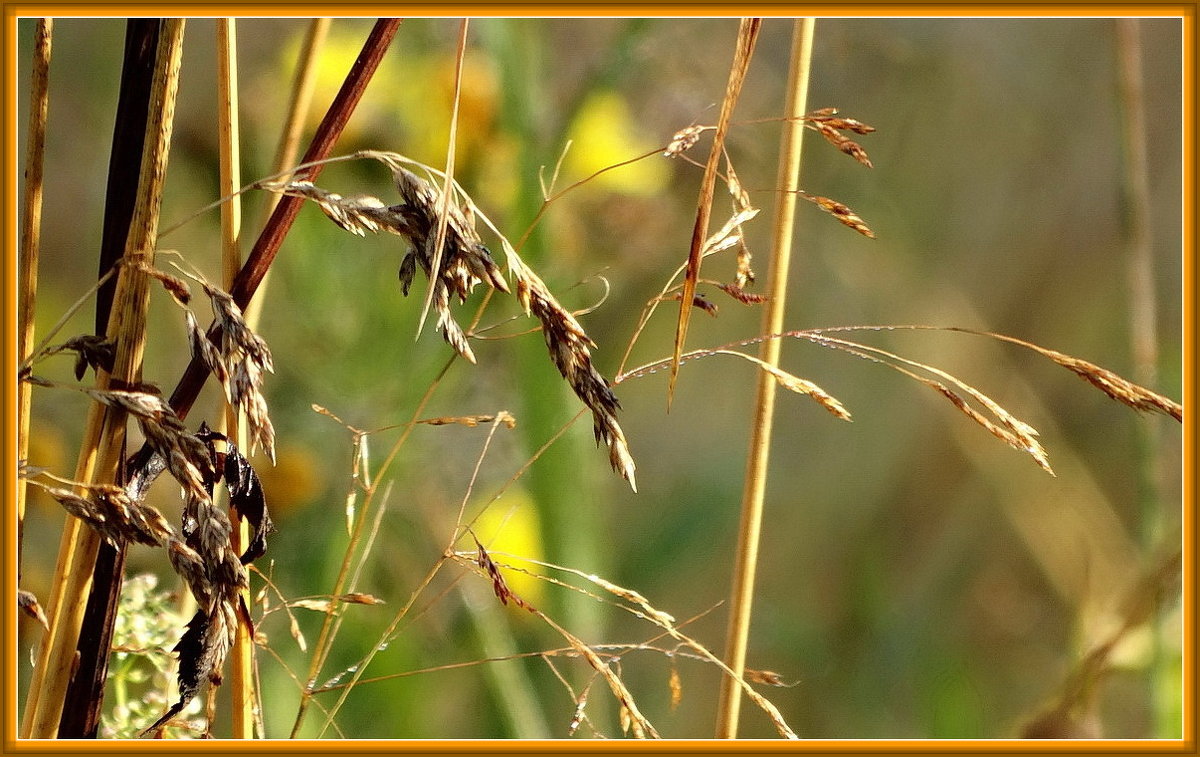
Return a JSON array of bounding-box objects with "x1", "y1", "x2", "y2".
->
[
  {"x1": 214, "y1": 16, "x2": 256, "y2": 739},
  {"x1": 17, "y1": 18, "x2": 52, "y2": 595},
  {"x1": 23, "y1": 20, "x2": 186, "y2": 738},
  {"x1": 670, "y1": 17, "x2": 762, "y2": 404},
  {"x1": 716, "y1": 18, "x2": 813, "y2": 739}
]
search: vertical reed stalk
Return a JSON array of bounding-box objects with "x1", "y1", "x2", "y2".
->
[
  {"x1": 17, "y1": 18, "x2": 52, "y2": 585},
  {"x1": 215, "y1": 17, "x2": 256, "y2": 739},
  {"x1": 23, "y1": 19, "x2": 186, "y2": 738},
  {"x1": 1115, "y1": 18, "x2": 1173, "y2": 736},
  {"x1": 715, "y1": 18, "x2": 815, "y2": 739}
]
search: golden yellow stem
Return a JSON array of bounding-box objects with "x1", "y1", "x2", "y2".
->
[
  {"x1": 22, "y1": 19, "x2": 186, "y2": 739},
  {"x1": 715, "y1": 17, "x2": 815, "y2": 739},
  {"x1": 17, "y1": 18, "x2": 52, "y2": 578},
  {"x1": 215, "y1": 17, "x2": 256, "y2": 739}
]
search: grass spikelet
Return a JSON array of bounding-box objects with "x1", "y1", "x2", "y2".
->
[
  {"x1": 1020, "y1": 344, "x2": 1181, "y2": 421},
  {"x1": 714, "y1": 349, "x2": 852, "y2": 421},
  {"x1": 803, "y1": 107, "x2": 875, "y2": 166},
  {"x1": 799, "y1": 191, "x2": 875, "y2": 238},
  {"x1": 417, "y1": 412, "x2": 517, "y2": 428},
  {"x1": 663, "y1": 124, "x2": 707, "y2": 157},
  {"x1": 716, "y1": 283, "x2": 769, "y2": 305}
]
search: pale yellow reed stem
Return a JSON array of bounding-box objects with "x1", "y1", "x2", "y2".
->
[
  {"x1": 215, "y1": 17, "x2": 256, "y2": 739},
  {"x1": 17, "y1": 18, "x2": 52, "y2": 583},
  {"x1": 715, "y1": 18, "x2": 815, "y2": 739}
]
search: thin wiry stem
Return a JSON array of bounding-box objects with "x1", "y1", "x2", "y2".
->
[
  {"x1": 290, "y1": 356, "x2": 455, "y2": 738},
  {"x1": 716, "y1": 17, "x2": 814, "y2": 739}
]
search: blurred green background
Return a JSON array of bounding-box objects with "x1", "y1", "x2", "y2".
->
[{"x1": 16, "y1": 17, "x2": 1184, "y2": 739}]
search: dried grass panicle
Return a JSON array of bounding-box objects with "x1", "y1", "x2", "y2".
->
[
  {"x1": 716, "y1": 282, "x2": 769, "y2": 305},
  {"x1": 803, "y1": 107, "x2": 875, "y2": 168},
  {"x1": 262, "y1": 164, "x2": 509, "y2": 365},
  {"x1": 38, "y1": 482, "x2": 181, "y2": 551},
  {"x1": 47, "y1": 334, "x2": 114, "y2": 381},
  {"x1": 663, "y1": 124, "x2": 706, "y2": 158},
  {"x1": 929, "y1": 380, "x2": 1053, "y2": 474},
  {"x1": 201, "y1": 282, "x2": 276, "y2": 462},
  {"x1": 1047, "y1": 350, "x2": 1183, "y2": 421},
  {"x1": 175, "y1": 273, "x2": 275, "y2": 463},
  {"x1": 722, "y1": 160, "x2": 758, "y2": 289},
  {"x1": 801, "y1": 193, "x2": 874, "y2": 238},
  {"x1": 83, "y1": 386, "x2": 213, "y2": 499},
  {"x1": 474, "y1": 536, "x2": 530, "y2": 611},
  {"x1": 266, "y1": 154, "x2": 637, "y2": 489},
  {"x1": 516, "y1": 269, "x2": 638, "y2": 491}
]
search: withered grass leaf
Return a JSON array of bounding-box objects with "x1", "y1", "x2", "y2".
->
[
  {"x1": 222, "y1": 439, "x2": 273, "y2": 564},
  {"x1": 671, "y1": 17, "x2": 762, "y2": 408},
  {"x1": 52, "y1": 334, "x2": 115, "y2": 381}
]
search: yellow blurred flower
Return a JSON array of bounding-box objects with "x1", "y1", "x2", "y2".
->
[
  {"x1": 469, "y1": 490, "x2": 546, "y2": 607},
  {"x1": 564, "y1": 90, "x2": 669, "y2": 196}
]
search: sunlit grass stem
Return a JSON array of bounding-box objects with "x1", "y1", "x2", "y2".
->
[{"x1": 715, "y1": 17, "x2": 815, "y2": 739}]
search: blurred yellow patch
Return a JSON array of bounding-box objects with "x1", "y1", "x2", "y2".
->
[
  {"x1": 276, "y1": 26, "x2": 499, "y2": 168},
  {"x1": 469, "y1": 490, "x2": 546, "y2": 607},
  {"x1": 564, "y1": 91, "x2": 668, "y2": 196}
]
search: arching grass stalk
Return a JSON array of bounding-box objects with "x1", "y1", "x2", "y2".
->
[{"x1": 715, "y1": 17, "x2": 815, "y2": 739}]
